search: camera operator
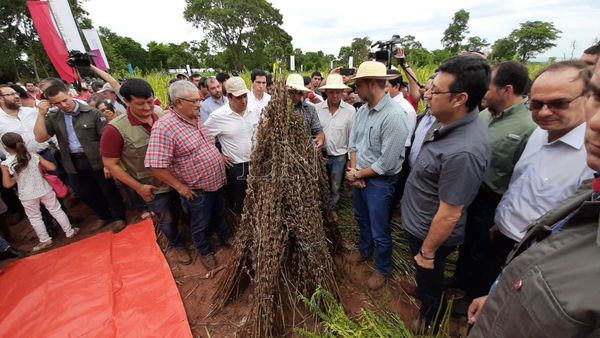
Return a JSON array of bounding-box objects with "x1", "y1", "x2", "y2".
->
[{"x1": 393, "y1": 48, "x2": 421, "y2": 111}]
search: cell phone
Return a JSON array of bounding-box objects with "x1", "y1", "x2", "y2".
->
[{"x1": 340, "y1": 68, "x2": 355, "y2": 76}]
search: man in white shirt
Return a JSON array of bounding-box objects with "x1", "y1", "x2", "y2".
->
[
  {"x1": 248, "y1": 69, "x2": 271, "y2": 113},
  {"x1": 315, "y1": 74, "x2": 356, "y2": 220},
  {"x1": 205, "y1": 77, "x2": 260, "y2": 215},
  {"x1": 385, "y1": 70, "x2": 417, "y2": 146},
  {"x1": 493, "y1": 61, "x2": 594, "y2": 260}
]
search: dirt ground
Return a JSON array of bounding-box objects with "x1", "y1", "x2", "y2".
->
[{"x1": 1, "y1": 189, "x2": 469, "y2": 337}]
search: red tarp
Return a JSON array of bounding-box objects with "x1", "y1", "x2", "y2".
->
[
  {"x1": 0, "y1": 220, "x2": 192, "y2": 338},
  {"x1": 26, "y1": 1, "x2": 78, "y2": 83}
]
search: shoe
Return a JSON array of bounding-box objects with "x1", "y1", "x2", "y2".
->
[
  {"x1": 0, "y1": 247, "x2": 25, "y2": 260},
  {"x1": 166, "y1": 246, "x2": 192, "y2": 265},
  {"x1": 66, "y1": 227, "x2": 80, "y2": 238},
  {"x1": 199, "y1": 253, "x2": 217, "y2": 270},
  {"x1": 32, "y1": 240, "x2": 53, "y2": 252},
  {"x1": 367, "y1": 271, "x2": 387, "y2": 290},
  {"x1": 110, "y1": 220, "x2": 127, "y2": 233},
  {"x1": 90, "y1": 219, "x2": 109, "y2": 231},
  {"x1": 347, "y1": 250, "x2": 370, "y2": 263}
]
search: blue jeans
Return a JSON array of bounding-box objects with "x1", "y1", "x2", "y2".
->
[
  {"x1": 143, "y1": 190, "x2": 182, "y2": 247},
  {"x1": 180, "y1": 188, "x2": 230, "y2": 255},
  {"x1": 0, "y1": 235, "x2": 9, "y2": 252},
  {"x1": 353, "y1": 175, "x2": 397, "y2": 275},
  {"x1": 326, "y1": 154, "x2": 347, "y2": 211}
]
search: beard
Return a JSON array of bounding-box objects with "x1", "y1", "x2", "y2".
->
[{"x1": 4, "y1": 101, "x2": 21, "y2": 110}]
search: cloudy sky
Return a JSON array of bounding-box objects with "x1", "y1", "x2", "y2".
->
[{"x1": 82, "y1": 0, "x2": 599, "y2": 62}]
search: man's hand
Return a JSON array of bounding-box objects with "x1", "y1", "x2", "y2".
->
[
  {"x1": 349, "y1": 178, "x2": 366, "y2": 189},
  {"x1": 489, "y1": 224, "x2": 500, "y2": 240},
  {"x1": 414, "y1": 250, "x2": 435, "y2": 270},
  {"x1": 103, "y1": 167, "x2": 112, "y2": 179},
  {"x1": 329, "y1": 66, "x2": 342, "y2": 75},
  {"x1": 345, "y1": 167, "x2": 359, "y2": 182},
  {"x1": 176, "y1": 184, "x2": 197, "y2": 200},
  {"x1": 136, "y1": 184, "x2": 157, "y2": 202},
  {"x1": 393, "y1": 47, "x2": 406, "y2": 59},
  {"x1": 468, "y1": 296, "x2": 488, "y2": 325},
  {"x1": 38, "y1": 100, "x2": 51, "y2": 116},
  {"x1": 222, "y1": 154, "x2": 234, "y2": 168},
  {"x1": 313, "y1": 137, "x2": 324, "y2": 152}
]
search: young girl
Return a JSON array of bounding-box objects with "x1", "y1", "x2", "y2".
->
[{"x1": 1, "y1": 132, "x2": 78, "y2": 252}]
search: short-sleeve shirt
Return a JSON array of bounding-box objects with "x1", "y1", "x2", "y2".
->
[
  {"x1": 2, "y1": 153, "x2": 52, "y2": 200},
  {"x1": 293, "y1": 102, "x2": 323, "y2": 137},
  {"x1": 144, "y1": 110, "x2": 226, "y2": 192},
  {"x1": 401, "y1": 110, "x2": 490, "y2": 246},
  {"x1": 100, "y1": 112, "x2": 159, "y2": 158}
]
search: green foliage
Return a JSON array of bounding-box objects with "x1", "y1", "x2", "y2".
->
[
  {"x1": 464, "y1": 36, "x2": 489, "y2": 52},
  {"x1": 510, "y1": 21, "x2": 561, "y2": 62},
  {"x1": 441, "y1": 9, "x2": 470, "y2": 53},
  {"x1": 99, "y1": 27, "x2": 147, "y2": 71},
  {"x1": 183, "y1": 0, "x2": 292, "y2": 71},
  {"x1": 338, "y1": 37, "x2": 373, "y2": 66},
  {"x1": 489, "y1": 37, "x2": 518, "y2": 62}
]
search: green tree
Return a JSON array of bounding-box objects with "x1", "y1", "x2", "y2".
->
[
  {"x1": 489, "y1": 37, "x2": 517, "y2": 62},
  {"x1": 98, "y1": 27, "x2": 148, "y2": 71},
  {"x1": 464, "y1": 36, "x2": 489, "y2": 52},
  {"x1": 337, "y1": 37, "x2": 372, "y2": 65},
  {"x1": 245, "y1": 24, "x2": 293, "y2": 70},
  {"x1": 183, "y1": 0, "x2": 290, "y2": 71},
  {"x1": 441, "y1": 9, "x2": 470, "y2": 53},
  {"x1": 509, "y1": 21, "x2": 561, "y2": 62}
]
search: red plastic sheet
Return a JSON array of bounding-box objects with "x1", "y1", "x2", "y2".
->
[{"x1": 0, "y1": 220, "x2": 192, "y2": 338}]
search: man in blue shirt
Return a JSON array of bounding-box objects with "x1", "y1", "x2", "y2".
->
[
  {"x1": 345, "y1": 61, "x2": 409, "y2": 290},
  {"x1": 200, "y1": 78, "x2": 228, "y2": 122}
]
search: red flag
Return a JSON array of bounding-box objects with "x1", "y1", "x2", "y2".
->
[{"x1": 26, "y1": 1, "x2": 78, "y2": 83}]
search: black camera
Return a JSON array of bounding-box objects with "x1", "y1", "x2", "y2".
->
[
  {"x1": 370, "y1": 35, "x2": 403, "y2": 69},
  {"x1": 66, "y1": 50, "x2": 95, "y2": 68}
]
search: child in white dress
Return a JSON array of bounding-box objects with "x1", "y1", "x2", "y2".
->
[{"x1": 1, "y1": 132, "x2": 78, "y2": 252}]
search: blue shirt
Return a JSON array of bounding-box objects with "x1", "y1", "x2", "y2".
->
[
  {"x1": 62, "y1": 102, "x2": 84, "y2": 153},
  {"x1": 348, "y1": 94, "x2": 408, "y2": 176},
  {"x1": 200, "y1": 96, "x2": 228, "y2": 122},
  {"x1": 409, "y1": 111, "x2": 436, "y2": 167}
]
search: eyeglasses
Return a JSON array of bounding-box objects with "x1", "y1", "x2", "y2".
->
[
  {"x1": 177, "y1": 97, "x2": 202, "y2": 104},
  {"x1": 429, "y1": 90, "x2": 462, "y2": 96},
  {"x1": 0, "y1": 92, "x2": 18, "y2": 97},
  {"x1": 527, "y1": 94, "x2": 582, "y2": 113}
]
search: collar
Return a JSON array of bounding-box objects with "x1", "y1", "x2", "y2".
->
[
  {"x1": 546, "y1": 122, "x2": 586, "y2": 150},
  {"x1": 126, "y1": 107, "x2": 158, "y2": 126},
  {"x1": 170, "y1": 108, "x2": 199, "y2": 126},
  {"x1": 321, "y1": 100, "x2": 350, "y2": 110},
  {"x1": 368, "y1": 93, "x2": 392, "y2": 113},
  {"x1": 0, "y1": 107, "x2": 20, "y2": 119},
  {"x1": 494, "y1": 99, "x2": 528, "y2": 119},
  {"x1": 63, "y1": 101, "x2": 81, "y2": 116},
  {"x1": 209, "y1": 95, "x2": 225, "y2": 104},
  {"x1": 433, "y1": 108, "x2": 479, "y2": 139}
]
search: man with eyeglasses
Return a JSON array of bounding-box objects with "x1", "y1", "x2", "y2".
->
[
  {"x1": 99, "y1": 79, "x2": 191, "y2": 264},
  {"x1": 205, "y1": 77, "x2": 260, "y2": 216},
  {"x1": 401, "y1": 55, "x2": 491, "y2": 328},
  {"x1": 492, "y1": 60, "x2": 594, "y2": 261},
  {"x1": 146, "y1": 80, "x2": 230, "y2": 271}
]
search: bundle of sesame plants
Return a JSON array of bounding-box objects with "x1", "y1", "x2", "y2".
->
[{"x1": 210, "y1": 81, "x2": 339, "y2": 337}]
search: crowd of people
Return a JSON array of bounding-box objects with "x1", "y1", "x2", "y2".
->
[{"x1": 1, "y1": 42, "x2": 600, "y2": 336}]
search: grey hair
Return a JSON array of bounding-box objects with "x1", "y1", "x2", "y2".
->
[{"x1": 169, "y1": 80, "x2": 198, "y2": 103}]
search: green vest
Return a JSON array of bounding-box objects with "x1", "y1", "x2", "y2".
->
[{"x1": 110, "y1": 113, "x2": 171, "y2": 194}]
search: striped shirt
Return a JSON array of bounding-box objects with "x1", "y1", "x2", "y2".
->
[
  {"x1": 349, "y1": 94, "x2": 408, "y2": 176},
  {"x1": 144, "y1": 110, "x2": 226, "y2": 192}
]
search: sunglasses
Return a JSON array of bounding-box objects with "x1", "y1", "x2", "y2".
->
[{"x1": 527, "y1": 94, "x2": 582, "y2": 113}]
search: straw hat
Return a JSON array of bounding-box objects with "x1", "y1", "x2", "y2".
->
[
  {"x1": 225, "y1": 76, "x2": 249, "y2": 97},
  {"x1": 352, "y1": 61, "x2": 399, "y2": 81},
  {"x1": 285, "y1": 74, "x2": 311, "y2": 92},
  {"x1": 319, "y1": 74, "x2": 350, "y2": 90}
]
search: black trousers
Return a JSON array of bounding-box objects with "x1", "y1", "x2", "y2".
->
[
  {"x1": 68, "y1": 154, "x2": 125, "y2": 221},
  {"x1": 407, "y1": 232, "x2": 456, "y2": 325},
  {"x1": 225, "y1": 162, "x2": 249, "y2": 215},
  {"x1": 454, "y1": 187, "x2": 503, "y2": 299}
]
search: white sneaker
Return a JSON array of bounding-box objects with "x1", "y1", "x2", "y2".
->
[
  {"x1": 66, "y1": 227, "x2": 80, "y2": 238},
  {"x1": 32, "y1": 240, "x2": 53, "y2": 252}
]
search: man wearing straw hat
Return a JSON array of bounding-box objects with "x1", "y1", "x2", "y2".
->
[
  {"x1": 344, "y1": 61, "x2": 409, "y2": 290},
  {"x1": 285, "y1": 74, "x2": 325, "y2": 150},
  {"x1": 315, "y1": 74, "x2": 356, "y2": 221}
]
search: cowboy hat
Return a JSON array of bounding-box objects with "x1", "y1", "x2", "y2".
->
[
  {"x1": 351, "y1": 61, "x2": 399, "y2": 82},
  {"x1": 285, "y1": 74, "x2": 311, "y2": 92},
  {"x1": 319, "y1": 74, "x2": 350, "y2": 90}
]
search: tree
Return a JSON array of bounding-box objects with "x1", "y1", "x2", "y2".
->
[
  {"x1": 337, "y1": 37, "x2": 372, "y2": 65},
  {"x1": 183, "y1": 0, "x2": 290, "y2": 71},
  {"x1": 98, "y1": 27, "x2": 148, "y2": 71},
  {"x1": 489, "y1": 37, "x2": 517, "y2": 62},
  {"x1": 441, "y1": 9, "x2": 470, "y2": 53},
  {"x1": 510, "y1": 21, "x2": 561, "y2": 62},
  {"x1": 465, "y1": 36, "x2": 489, "y2": 52}
]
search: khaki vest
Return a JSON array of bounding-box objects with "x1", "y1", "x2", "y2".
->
[{"x1": 110, "y1": 113, "x2": 171, "y2": 194}]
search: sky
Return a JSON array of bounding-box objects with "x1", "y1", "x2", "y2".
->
[{"x1": 82, "y1": 0, "x2": 600, "y2": 62}]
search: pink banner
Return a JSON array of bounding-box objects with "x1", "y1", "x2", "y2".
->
[
  {"x1": 88, "y1": 49, "x2": 107, "y2": 70},
  {"x1": 26, "y1": 1, "x2": 78, "y2": 83}
]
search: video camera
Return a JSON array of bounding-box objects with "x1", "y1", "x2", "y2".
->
[
  {"x1": 369, "y1": 35, "x2": 403, "y2": 69},
  {"x1": 66, "y1": 50, "x2": 95, "y2": 68}
]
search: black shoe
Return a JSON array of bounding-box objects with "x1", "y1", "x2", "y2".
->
[{"x1": 0, "y1": 247, "x2": 25, "y2": 260}]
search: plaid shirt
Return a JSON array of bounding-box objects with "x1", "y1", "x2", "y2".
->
[{"x1": 145, "y1": 110, "x2": 226, "y2": 191}]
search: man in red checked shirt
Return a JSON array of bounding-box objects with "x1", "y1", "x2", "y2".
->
[
  {"x1": 99, "y1": 78, "x2": 191, "y2": 265},
  {"x1": 145, "y1": 80, "x2": 231, "y2": 271}
]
